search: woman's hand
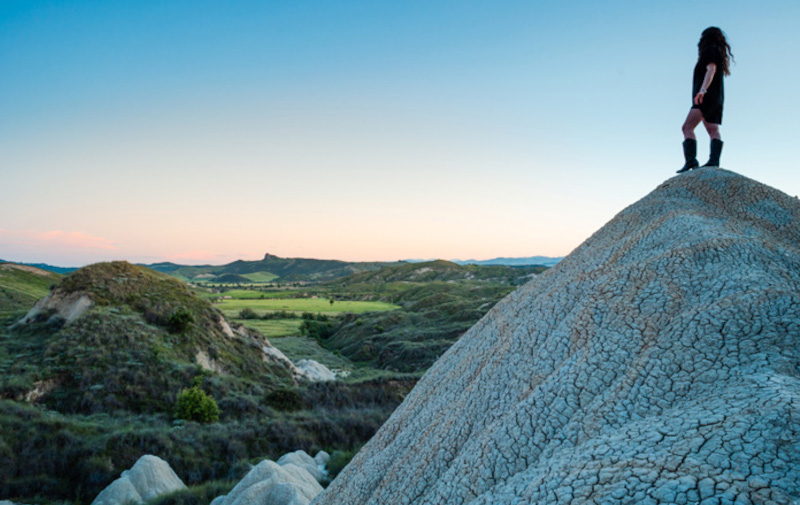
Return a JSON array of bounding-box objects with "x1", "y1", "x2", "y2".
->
[{"x1": 694, "y1": 90, "x2": 706, "y2": 105}]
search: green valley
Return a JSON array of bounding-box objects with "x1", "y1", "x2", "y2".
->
[{"x1": 0, "y1": 256, "x2": 548, "y2": 505}]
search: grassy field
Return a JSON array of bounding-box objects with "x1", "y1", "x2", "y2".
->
[
  {"x1": 241, "y1": 271, "x2": 278, "y2": 283},
  {"x1": 231, "y1": 318, "x2": 303, "y2": 337},
  {"x1": 216, "y1": 298, "x2": 399, "y2": 316},
  {"x1": 217, "y1": 289, "x2": 290, "y2": 299}
]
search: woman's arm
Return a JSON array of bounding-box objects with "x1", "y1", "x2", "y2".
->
[{"x1": 694, "y1": 63, "x2": 717, "y2": 105}]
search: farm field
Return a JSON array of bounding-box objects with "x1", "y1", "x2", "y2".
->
[
  {"x1": 241, "y1": 271, "x2": 279, "y2": 283},
  {"x1": 232, "y1": 318, "x2": 303, "y2": 337},
  {"x1": 216, "y1": 298, "x2": 400, "y2": 316},
  {"x1": 195, "y1": 288, "x2": 291, "y2": 300}
]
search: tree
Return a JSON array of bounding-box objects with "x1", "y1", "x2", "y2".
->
[{"x1": 175, "y1": 385, "x2": 220, "y2": 423}]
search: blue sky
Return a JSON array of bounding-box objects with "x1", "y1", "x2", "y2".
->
[{"x1": 1, "y1": 0, "x2": 799, "y2": 265}]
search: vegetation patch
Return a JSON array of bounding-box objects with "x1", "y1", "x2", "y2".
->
[
  {"x1": 0, "y1": 263, "x2": 61, "y2": 320},
  {"x1": 0, "y1": 258, "x2": 546, "y2": 505},
  {"x1": 216, "y1": 298, "x2": 399, "y2": 315}
]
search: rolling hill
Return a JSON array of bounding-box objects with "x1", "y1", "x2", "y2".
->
[
  {"x1": 309, "y1": 260, "x2": 546, "y2": 371},
  {"x1": 146, "y1": 253, "x2": 401, "y2": 284},
  {"x1": 0, "y1": 263, "x2": 62, "y2": 320}
]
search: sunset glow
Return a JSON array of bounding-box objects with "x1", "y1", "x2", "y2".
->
[{"x1": 2, "y1": 1, "x2": 798, "y2": 266}]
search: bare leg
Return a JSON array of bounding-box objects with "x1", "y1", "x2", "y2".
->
[
  {"x1": 682, "y1": 109, "x2": 703, "y2": 139},
  {"x1": 702, "y1": 118, "x2": 721, "y2": 140}
]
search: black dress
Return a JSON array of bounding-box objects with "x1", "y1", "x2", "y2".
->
[{"x1": 692, "y1": 46, "x2": 725, "y2": 124}]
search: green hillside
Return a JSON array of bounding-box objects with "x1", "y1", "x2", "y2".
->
[
  {"x1": 339, "y1": 259, "x2": 543, "y2": 284},
  {"x1": 1, "y1": 261, "x2": 295, "y2": 414},
  {"x1": 0, "y1": 261, "x2": 411, "y2": 505},
  {"x1": 146, "y1": 253, "x2": 401, "y2": 284},
  {"x1": 0, "y1": 263, "x2": 62, "y2": 320},
  {"x1": 302, "y1": 260, "x2": 545, "y2": 372}
]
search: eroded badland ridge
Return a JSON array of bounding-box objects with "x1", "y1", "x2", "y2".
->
[{"x1": 315, "y1": 169, "x2": 800, "y2": 505}]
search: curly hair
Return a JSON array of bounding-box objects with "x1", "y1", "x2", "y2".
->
[{"x1": 698, "y1": 27, "x2": 733, "y2": 76}]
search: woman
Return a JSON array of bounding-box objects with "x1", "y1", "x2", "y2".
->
[{"x1": 677, "y1": 27, "x2": 733, "y2": 173}]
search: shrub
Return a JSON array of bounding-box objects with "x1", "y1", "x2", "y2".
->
[
  {"x1": 264, "y1": 388, "x2": 305, "y2": 412},
  {"x1": 238, "y1": 308, "x2": 258, "y2": 320},
  {"x1": 326, "y1": 449, "x2": 359, "y2": 480},
  {"x1": 167, "y1": 308, "x2": 194, "y2": 334},
  {"x1": 300, "y1": 320, "x2": 337, "y2": 340},
  {"x1": 175, "y1": 386, "x2": 220, "y2": 423},
  {"x1": 148, "y1": 488, "x2": 201, "y2": 505}
]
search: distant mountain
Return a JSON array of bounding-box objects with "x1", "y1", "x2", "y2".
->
[
  {"x1": 452, "y1": 256, "x2": 563, "y2": 267},
  {"x1": 0, "y1": 259, "x2": 78, "y2": 274},
  {"x1": 145, "y1": 253, "x2": 402, "y2": 283}
]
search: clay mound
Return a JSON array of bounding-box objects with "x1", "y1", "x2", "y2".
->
[
  {"x1": 314, "y1": 169, "x2": 800, "y2": 505},
  {"x1": 90, "y1": 455, "x2": 186, "y2": 505},
  {"x1": 214, "y1": 458, "x2": 323, "y2": 505}
]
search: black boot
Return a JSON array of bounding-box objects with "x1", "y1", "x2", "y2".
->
[
  {"x1": 677, "y1": 139, "x2": 699, "y2": 173},
  {"x1": 701, "y1": 139, "x2": 723, "y2": 168}
]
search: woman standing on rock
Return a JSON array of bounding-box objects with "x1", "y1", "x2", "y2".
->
[{"x1": 677, "y1": 27, "x2": 733, "y2": 173}]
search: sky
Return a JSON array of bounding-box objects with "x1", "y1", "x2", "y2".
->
[{"x1": 1, "y1": 0, "x2": 799, "y2": 266}]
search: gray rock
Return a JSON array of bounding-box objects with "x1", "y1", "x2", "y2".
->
[
  {"x1": 217, "y1": 459, "x2": 322, "y2": 505},
  {"x1": 278, "y1": 450, "x2": 325, "y2": 482},
  {"x1": 295, "y1": 360, "x2": 336, "y2": 382},
  {"x1": 17, "y1": 291, "x2": 92, "y2": 325},
  {"x1": 314, "y1": 450, "x2": 331, "y2": 468},
  {"x1": 312, "y1": 169, "x2": 800, "y2": 504},
  {"x1": 91, "y1": 455, "x2": 186, "y2": 505}
]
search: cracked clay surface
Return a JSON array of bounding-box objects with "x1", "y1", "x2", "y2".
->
[{"x1": 313, "y1": 169, "x2": 800, "y2": 505}]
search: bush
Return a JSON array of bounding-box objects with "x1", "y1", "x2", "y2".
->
[
  {"x1": 148, "y1": 488, "x2": 201, "y2": 505},
  {"x1": 238, "y1": 308, "x2": 258, "y2": 320},
  {"x1": 264, "y1": 388, "x2": 305, "y2": 412},
  {"x1": 167, "y1": 308, "x2": 194, "y2": 334},
  {"x1": 326, "y1": 449, "x2": 359, "y2": 480},
  {"x1": 300, "y1": 320, "x2": 337, "y2": 340},
  {"x1": 175, "y1": 386, "x2": 220, "y2": 423}
]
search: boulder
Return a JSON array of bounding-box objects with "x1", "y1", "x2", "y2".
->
[
  {"x1": 313, "y1": 450, "x2": 331, "y2": 469},
  {"x1": 314, "y1": 169, "x2": 800, "y2": 504},
  {"x1": 262, "y1": 347, "x2": 336, "y2": 382},
  {"x1": 90, "y1": 455, "x2": 186, "y2": 505},
  {"x1": 277, "y1": 450, "x2": 324, "y2": 482},
  {"x1": 295, "y1": 360, "x2": 336, "y2": 382},
  {"x1": 214, "y1": 459, "x2": 322, "y2": 505}
]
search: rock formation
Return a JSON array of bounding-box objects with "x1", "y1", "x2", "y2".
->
[
  {"x1": 16, "y1": 290, "x2": 93, "y2": 325},
  {"x1": 212, "y1": 451, "x2": 328, "y2": 505},
  {"x1": 295, "y1": 359, "x2": 337, "y2": 382},
  {"x1": 277, "y1": 450, "x2": 328, "y2": 482},
  {"x1": 90, "y1": 455, "x2": 186, "y2": 505},
  {"x1": 262, "y1": 346, "x2": 337, "y2": 382},
  {"x1": 313, "y1": 169, "x2": 800, "y2": 504}
]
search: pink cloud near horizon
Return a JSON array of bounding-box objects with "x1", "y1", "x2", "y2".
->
[{"x1": 0, "y1": 229, "x2": 117, "y2": 251}]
